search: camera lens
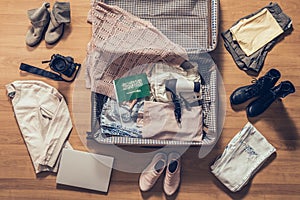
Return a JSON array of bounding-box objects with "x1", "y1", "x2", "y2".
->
[{"x1": 52, "y1": 58, "x2": 66, "y2": 72}]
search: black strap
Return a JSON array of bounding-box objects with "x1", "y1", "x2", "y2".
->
[
  {"x1": 20, "y1": 63, "x2": 79, "y2": 82},
  {"x1": 20, "y1": 63, "x2": 64, "y2": 81}
]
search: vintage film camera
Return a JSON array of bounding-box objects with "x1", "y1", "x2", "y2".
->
[{"x1": 43, "y1": 54, "x2": 80, "y2": 79}]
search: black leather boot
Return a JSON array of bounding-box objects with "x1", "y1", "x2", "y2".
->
[
  {"x1": 230, "y1": 69, "x2": 281, "y2": 105},
  {"x1": 246, "y1": 81, "x2": 295, "y2": 117}
]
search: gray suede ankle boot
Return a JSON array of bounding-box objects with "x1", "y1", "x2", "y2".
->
[
  {"x1": 26, "y1": 2, "x2": 50, "y2": 47},
  {"x1": 45, "y1": 2, "x2": 71, "y2": 45}
]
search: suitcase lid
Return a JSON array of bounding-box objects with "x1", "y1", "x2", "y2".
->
[{"x1": 101, "y1": 0, "x2": 219, "y2": 53}]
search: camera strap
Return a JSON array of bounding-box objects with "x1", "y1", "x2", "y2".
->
[
  {"x1": 20, "y1": 62, "x2": 80, "y2": 82},
  {"x1": 20, "y1": 63, "x2": 66, "y2": 81}
]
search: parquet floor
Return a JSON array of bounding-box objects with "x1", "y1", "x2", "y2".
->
[{"x1": 0, "y1": 0, "x2": 299, "y2": 199}]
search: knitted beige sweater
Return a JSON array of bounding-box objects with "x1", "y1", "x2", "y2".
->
[{"x1": 85, "y1": 1, "x2": 188, "y2": 97}]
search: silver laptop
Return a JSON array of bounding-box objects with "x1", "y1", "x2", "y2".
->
[{"x1": 56, "y1": 149, "x2": 114, "y2": 192}]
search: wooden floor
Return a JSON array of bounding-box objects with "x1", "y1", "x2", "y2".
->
[{"x1": 1, "y1": 0, "x2": 299, "y2": 199}]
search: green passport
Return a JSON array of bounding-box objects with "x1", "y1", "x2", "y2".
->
[{"x1": 113, "y1": 73, "x2": 150, "y2": 102}]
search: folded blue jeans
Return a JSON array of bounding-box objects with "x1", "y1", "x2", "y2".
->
[{"x1": 100, "y1": 98, "x2": 144, "y2": 138}]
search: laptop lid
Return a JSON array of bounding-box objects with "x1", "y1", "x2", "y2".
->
[{"x1": 56, "y1": 149, "x2": 114, "y2": 192}]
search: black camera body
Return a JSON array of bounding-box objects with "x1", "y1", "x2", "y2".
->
[
  {"x1": 49, "y1": 54, "x2": 79, "y2": 78},
  {"x1": 20, "y1": 54, "x2": 81, "y2": 82}
]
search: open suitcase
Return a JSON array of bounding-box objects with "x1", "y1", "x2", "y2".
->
[{"x1": 74, "y1": 0, "x2": 222, "y2": 148}]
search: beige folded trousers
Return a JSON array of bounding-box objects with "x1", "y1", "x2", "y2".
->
[
  {"x1": 211, "y1": 122, "x2": 276, "y2": 192},
  {"x1": 6, "y1": 80, "x2": 72, "y2": 173},
  {"x1": 230, "y1": 8, "x2": 284, "y2": 56}
]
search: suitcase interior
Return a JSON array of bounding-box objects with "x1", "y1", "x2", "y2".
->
[{"x1": 73, "y1": 0, "x2": 222, "y2": 147}]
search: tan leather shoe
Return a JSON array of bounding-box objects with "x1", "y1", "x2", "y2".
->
[
  {"x1": 139, "y1": 152, "x2": 167, "y2": 192},
  {"x1": 163, "y1": 152, "x2": 181, "y2": 196}
]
